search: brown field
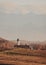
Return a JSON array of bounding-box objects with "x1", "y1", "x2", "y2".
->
[{"x1": 0, "y1": 48, "x2": 46, "y2": 65}]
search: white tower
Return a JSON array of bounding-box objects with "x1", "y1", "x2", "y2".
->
[{"x1": 17, "y1": 38, "x2": 20, "y2": 45}]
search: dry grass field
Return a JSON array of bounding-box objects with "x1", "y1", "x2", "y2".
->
[{"x1": 0, "y1": 48, "x2": 46, "y2": 65}]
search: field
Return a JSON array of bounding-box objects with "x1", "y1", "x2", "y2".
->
[{"x1": 0, "y1": 48, "x2": 46, "y2": 65}]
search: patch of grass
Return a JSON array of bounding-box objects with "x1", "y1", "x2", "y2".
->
[{"x1": 1, "y1": 48, "x2": 46, "y2": 57}]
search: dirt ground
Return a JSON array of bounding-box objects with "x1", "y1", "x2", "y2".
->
[{"x1": 0, "y1": 48, "x2": 46, "y2": 65}]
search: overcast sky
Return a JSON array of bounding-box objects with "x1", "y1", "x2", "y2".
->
[{"x1": 0, "y1": 0, "x2": 46, "y2": 41}]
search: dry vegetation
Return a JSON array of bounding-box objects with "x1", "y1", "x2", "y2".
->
[
  {"x1": 0, "y1": 48, "x2": 46, "y2": 65},
  {"x1": 0, "y1": 38, "x2": 46, "y2": 65}
]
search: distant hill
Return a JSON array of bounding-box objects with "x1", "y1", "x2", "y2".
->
[
  {"x1": 0, "y1": 37, "x2": 16, "y2": 50},
  {"x1": 0, "y1": 37, "x2": 46, "y2": 50}
]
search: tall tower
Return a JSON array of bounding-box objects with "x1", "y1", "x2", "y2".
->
[{"x1": 17, "y1": 38, "x2": 20, "y2": 45}]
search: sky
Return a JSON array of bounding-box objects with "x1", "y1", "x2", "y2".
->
[{"x1": 0, "y1": 0, "x2": 46, "y2": 41}]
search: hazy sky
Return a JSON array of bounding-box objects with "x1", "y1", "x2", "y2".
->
[{"x1": 0, "y1": 0, "x2": 46, "y2": 41}]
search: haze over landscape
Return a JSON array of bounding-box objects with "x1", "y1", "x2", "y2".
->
[{"x1": 0, "y1": 0, "x2": 46, "y2": 41}]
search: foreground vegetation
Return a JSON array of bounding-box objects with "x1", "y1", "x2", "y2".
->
[{"x1": 0, "y1": 48, "x2": 46, "y2": 65}]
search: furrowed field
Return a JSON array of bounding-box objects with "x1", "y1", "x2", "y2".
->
[{"x1": 0, "y1": 48, "x2": 46, "y2": 65}]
